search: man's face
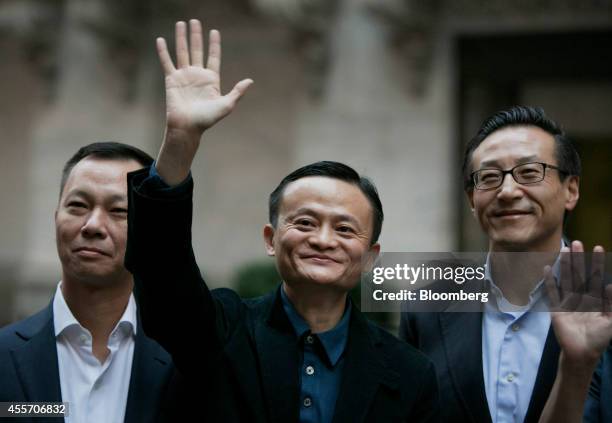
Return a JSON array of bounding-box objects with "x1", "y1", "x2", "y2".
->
[
  {"x1": 264, "y1": 176, "x2": 380, "y2": 292},
  {"x1": 55, "y1": 157, "x2": 142, "y2": 286},
  {"x1": 468, "y1": 126, "x2": 579, "y2": 252}
]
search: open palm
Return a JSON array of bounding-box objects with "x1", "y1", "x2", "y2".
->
[
  {"x1": 545, "y1": 243, "x2": 612, "y2": 363},
  {"x1": 551, "y1": 310, "x2": 612, "y2": 362},
  {"x1": 157, "y1": 20, "x2": 252, "y2": 133}
]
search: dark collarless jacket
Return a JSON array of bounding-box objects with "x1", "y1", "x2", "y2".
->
[
  {"x1": 399, "y1": 310, "x2": 560, "y2": 423},
  {"x1": 125, "y1": 167, "x2": 439, "y2": 423},
  {"x1": 0, "y1": 302, "x2": 182, "y2": 423}
]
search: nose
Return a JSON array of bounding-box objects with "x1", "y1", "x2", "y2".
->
[
  {"x1": 81, "y1": 208, "x2": 108, "y2": 239},
  {"x1": 308, "y1": 225, "x2": 339, "y2": 250},
  {"x1": 496, "y1": 173, "x2": 523, "y2": 202}
]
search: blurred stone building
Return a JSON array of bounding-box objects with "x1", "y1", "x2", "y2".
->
[{"x1": 1, "y1": 0, "x2": 611, "y2": 325}]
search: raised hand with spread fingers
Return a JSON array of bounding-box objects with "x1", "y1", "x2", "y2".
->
[
  {"x1": 155, "y1": 19, "x2": 253, "y2": 185},
  {"x1": 545, "y1": 242, "x2": 612, "y2": 364},
  {"x1": 539, "y1": 241, "x2": 611, "y2": 423}
]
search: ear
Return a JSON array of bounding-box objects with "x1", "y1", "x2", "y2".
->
[
  {"x1": 363, "y1": 243, "x2": 381, "y2": 272},
  {"x1": 466, "y1": 190, "x2": 476, "y2": 216},
  {"x1": 263, "y1": 224, "x2": 276, "y2": 256},
  {"x1": 564, "y1": 175, "x2": 580, "y2": 212}
]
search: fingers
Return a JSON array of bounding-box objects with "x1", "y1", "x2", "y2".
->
[
  {"x1": 559, "y1": 246, "x2": 572, "y2": 297},
  {"x1": 543, "y1": 264, "x2": 561, "y2": 310},
  {"x1": 189, "y1": 19, "x2": 204, "y2": 67},
  {"x1": 156, "y1": 38, "x2": 176, "y2": 75},
  {"x1": 225, "y1": 79, "x2": 254, "y2": 105},
  {"x1": 591, "y1": 245, "x2": 606, "y2": 301},
  {"x1": 175, "y1": 21, "x2": 189, "y2": 68},
  {"x1": 165, "y1": 21, "x2": 219, "y2": 71},
  {"x1": 207, "y1": 29, "x2": 221, "y2": 74},
  {"x1": 604, "y1": 283, "x2": 612, "y2": 314},
  {"x1": 571, "y1": 240, "x2": 585, "y2": 293}
]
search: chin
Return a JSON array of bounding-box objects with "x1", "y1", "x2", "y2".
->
[
  {"x1": 306, "y1": 275, "x2": 343, "y2": 286},
  {"x1": 294, "y1": 273, "x2": 345, "y2": 289},
  {"x1": 72, "y1": 267, "x2": 127, "y2": 286},
  {"x1": 492, "y1": 235, "x2": 535, "y2": 252}
]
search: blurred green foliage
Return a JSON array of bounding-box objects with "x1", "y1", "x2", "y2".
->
[{"x1": 232, "y1": 260, "x2": 281, "y2": 298}]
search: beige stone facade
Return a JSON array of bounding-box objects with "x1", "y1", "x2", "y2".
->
[{"x1": 1, "y1": 0, "x2": 610, "y2": 324}]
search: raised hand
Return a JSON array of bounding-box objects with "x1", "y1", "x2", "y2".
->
[
  {"x1": 155, "y1": 19, "x2": 253, "y2": 185},
  {"x1": 544, "y1": 241, "x2": 612, "y2": 366},
  {"x1": 539, "y1": 242, "x2": 610, "y2": 423}
]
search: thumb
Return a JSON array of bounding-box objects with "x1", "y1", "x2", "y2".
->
[{"x1": 225, "y1": 78, "x2": 254, "y2": 106}]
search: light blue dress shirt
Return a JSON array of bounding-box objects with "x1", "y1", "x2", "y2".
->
[{"x1": 482, "y1": 252, "x2": 561, "y2": 423}]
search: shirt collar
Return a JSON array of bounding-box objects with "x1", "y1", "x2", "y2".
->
[
  {"x1": 484, "y1": 240, "x2": 564, "y2": 313},
  {"x1": 53, "y1": 282, "x2": 138, "y2": 338},
  {"x1": 280, "y1": 285, "x2": 351, "y2": 367}
]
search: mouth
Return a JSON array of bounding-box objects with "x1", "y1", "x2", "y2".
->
[
  {"x1": 492, "y1": 209, "x2": 532, "y2": 218},
  {"x1": 301, "y1": 254, "x2": 339, "y2": 264},
  {"x1": 73, "y1": 247, "x2": 110, "y2": 257}
]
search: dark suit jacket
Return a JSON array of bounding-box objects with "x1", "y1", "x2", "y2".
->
[
  {"x1": 125, "y1": 168, "x2": 439, "y2": 423},
  {"x1": 584, "y1": 345, "x2": 612, "y2": 423},
  {"x1": 399, "y1": 310, "x2": 560, "y2": 423},
  {"x1": 0, "y1": 302, "x2": 180, "y2": 423}
]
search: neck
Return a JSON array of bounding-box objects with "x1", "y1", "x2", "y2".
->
[
  {"x1": 489, "y1": 238, "x2": 561, "y2": 305},
  {"x1": 282, "y1": 282, "x2": 348, "y2": 333},
  {"x1": 490, "y1": 231, "x2": 563, "y2": 254},
  {"x1": 61, "y1": 275, "x2": 133, "y2": 360}
]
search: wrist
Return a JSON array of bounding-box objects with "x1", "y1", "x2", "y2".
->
[
  {"x1": 164, "y1": 125, "x2": 203, "y2": 147},
  {"x1": 155, "y1": 126, "x2": 202, "y2": 186},
  {"x1": 559, "y1": 351, "x2": 599, "y2": 380}
]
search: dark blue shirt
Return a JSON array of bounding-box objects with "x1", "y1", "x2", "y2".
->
[{"x1": 280, "y1": 286, "x2": 351, "y2": 423}]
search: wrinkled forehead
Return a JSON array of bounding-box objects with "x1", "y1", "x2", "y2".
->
[
  {"x1": 279, "y1": 176, "x2": 373, "y2": 220},
  {"x1": 471, "y1": 125, "x2": 557, "y2": 169}
]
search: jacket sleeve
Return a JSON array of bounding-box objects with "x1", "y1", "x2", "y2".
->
[{"x1": 124, "y1": 167, "x2": 239, "y2": 374}]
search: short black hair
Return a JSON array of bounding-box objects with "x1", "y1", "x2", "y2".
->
[
  {"x1": 60, "y1": 142, "x2": 154, "y2": 196},
  {"x1": 462, "y1": 105, "x2": 581, "y2": 191},
  {"x1": 268, "y1": 161, "x2": 383, "y2": 244}
]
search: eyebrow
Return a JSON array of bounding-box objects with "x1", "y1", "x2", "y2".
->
[
  {"x1": 287, "y1": 208, "x2": 362, "y2": 228},
  {"x1": 65, "y1": 190, "x2": 127, "y2": 203},
  {"x1": 479, "y1": 155, "x2": 540, "y2": 169}
]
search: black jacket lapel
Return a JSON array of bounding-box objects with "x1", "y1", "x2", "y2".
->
[
  {"x1": 254, "y1": 292, "x2": 300, "y2": 423},
  {"x1": 10, "y1": 305, "x2": 62, "y2": 403},
  {"x1": 439, "y1": 312, "x2": 491, "y2": 423},
  {"x1": 124, "y1": 324, "x2": 173, "y2": 423},
  {"x1": 523, "y1": 325, "x2": 560, "y2": 423},
  {"x1": 332, "y1": 309, "x2": 399, "y2": 423}
]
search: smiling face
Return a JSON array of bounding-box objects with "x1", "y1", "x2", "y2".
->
[
  {"x1": 55, "y1": 157, "x2": 142, "y2": 286},
  {"x1": 468, "y1": 125, "x2": 579, "y2": 252},
  {"x1": 264, "y1": 176, "x2": 380, "y2": 292}
]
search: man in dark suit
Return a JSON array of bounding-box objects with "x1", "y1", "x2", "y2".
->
[
  {"x1": 400, "y1": 106, "x2": 583, "y2": 423},
  {"x1": 126, "y1": 19, "x2": 438, "y2": 422},
  {"x1": 0, "y1": 142, "x2": 180, "y2": 422}
]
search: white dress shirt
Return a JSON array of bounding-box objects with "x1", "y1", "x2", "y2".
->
[{"x1": 53, "y1": 282, "x2": 136, "y2": 423}]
